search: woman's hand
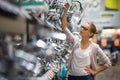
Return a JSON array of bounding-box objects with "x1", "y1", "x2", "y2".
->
[
  {"x1": 84, "y1": 66, "x2": 97, "y2": 76},
  {"x1": 47, "y1": 71, "x2": 55, "y2": 80},
  {"x1": 47, "y1": 64, "x2": 60, "y2": 79},
  {"x1": 64, "y1": 2, "x2": 70, "y2": 10},
  {"x1": 53, "y1": 64, "x2": 60, "y2": 73}
]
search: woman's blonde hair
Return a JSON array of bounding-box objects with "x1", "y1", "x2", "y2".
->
[{"x1": 88, "y1": 22, "x2": 98, "y2": 37}]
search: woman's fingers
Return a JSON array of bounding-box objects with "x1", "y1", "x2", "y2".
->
[
  {"x1": 84, "y1": 66, "x2": 90, "y2": 72},
  {"x1": 48, "y1": 71, "x2": 55, "y2": 80},
  {"x1": 54, "y1": 64, "x2": 60, "y2": 73},
  {"x1": 47, "y1": 64, "x2": 60, "y2": 79},
  {"x1": 65, "y1": 2, "x2": 70, "y2": 10},
  {"x1": 84, "y1": 66, "x2": 96, "y2": 75}
]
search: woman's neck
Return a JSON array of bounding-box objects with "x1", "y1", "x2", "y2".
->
[
  {"x1": 81, "y1": 38, "x2": 89, "y2": 43},
  {"x1": 80, "y1": 39, "x2": 90, "y2": 49}
]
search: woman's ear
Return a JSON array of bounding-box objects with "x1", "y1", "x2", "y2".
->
[{"x1": 90, "y1": 33, "x2": 94, "y2": 37}]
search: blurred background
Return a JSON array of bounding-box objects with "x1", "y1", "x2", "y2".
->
[{"x1": 0, "y1": 0, "x2": 120, "y2": 80}]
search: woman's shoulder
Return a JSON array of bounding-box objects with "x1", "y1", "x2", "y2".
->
[{"x1": 90, "y1": 41, "x2": 100, "y2": 49}]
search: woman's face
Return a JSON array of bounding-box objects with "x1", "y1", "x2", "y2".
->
[{"x1": 79, "y1": 23, "x2": 93, "y2": 38}]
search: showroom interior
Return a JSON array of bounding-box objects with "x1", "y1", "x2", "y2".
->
[{"x1": 0, "y1": 0, "x2": 120, "y2": 80}]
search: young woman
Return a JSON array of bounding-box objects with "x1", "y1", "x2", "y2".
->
[{"x1": 61, "y1": 2, "x2": 111, "y2": 80}]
